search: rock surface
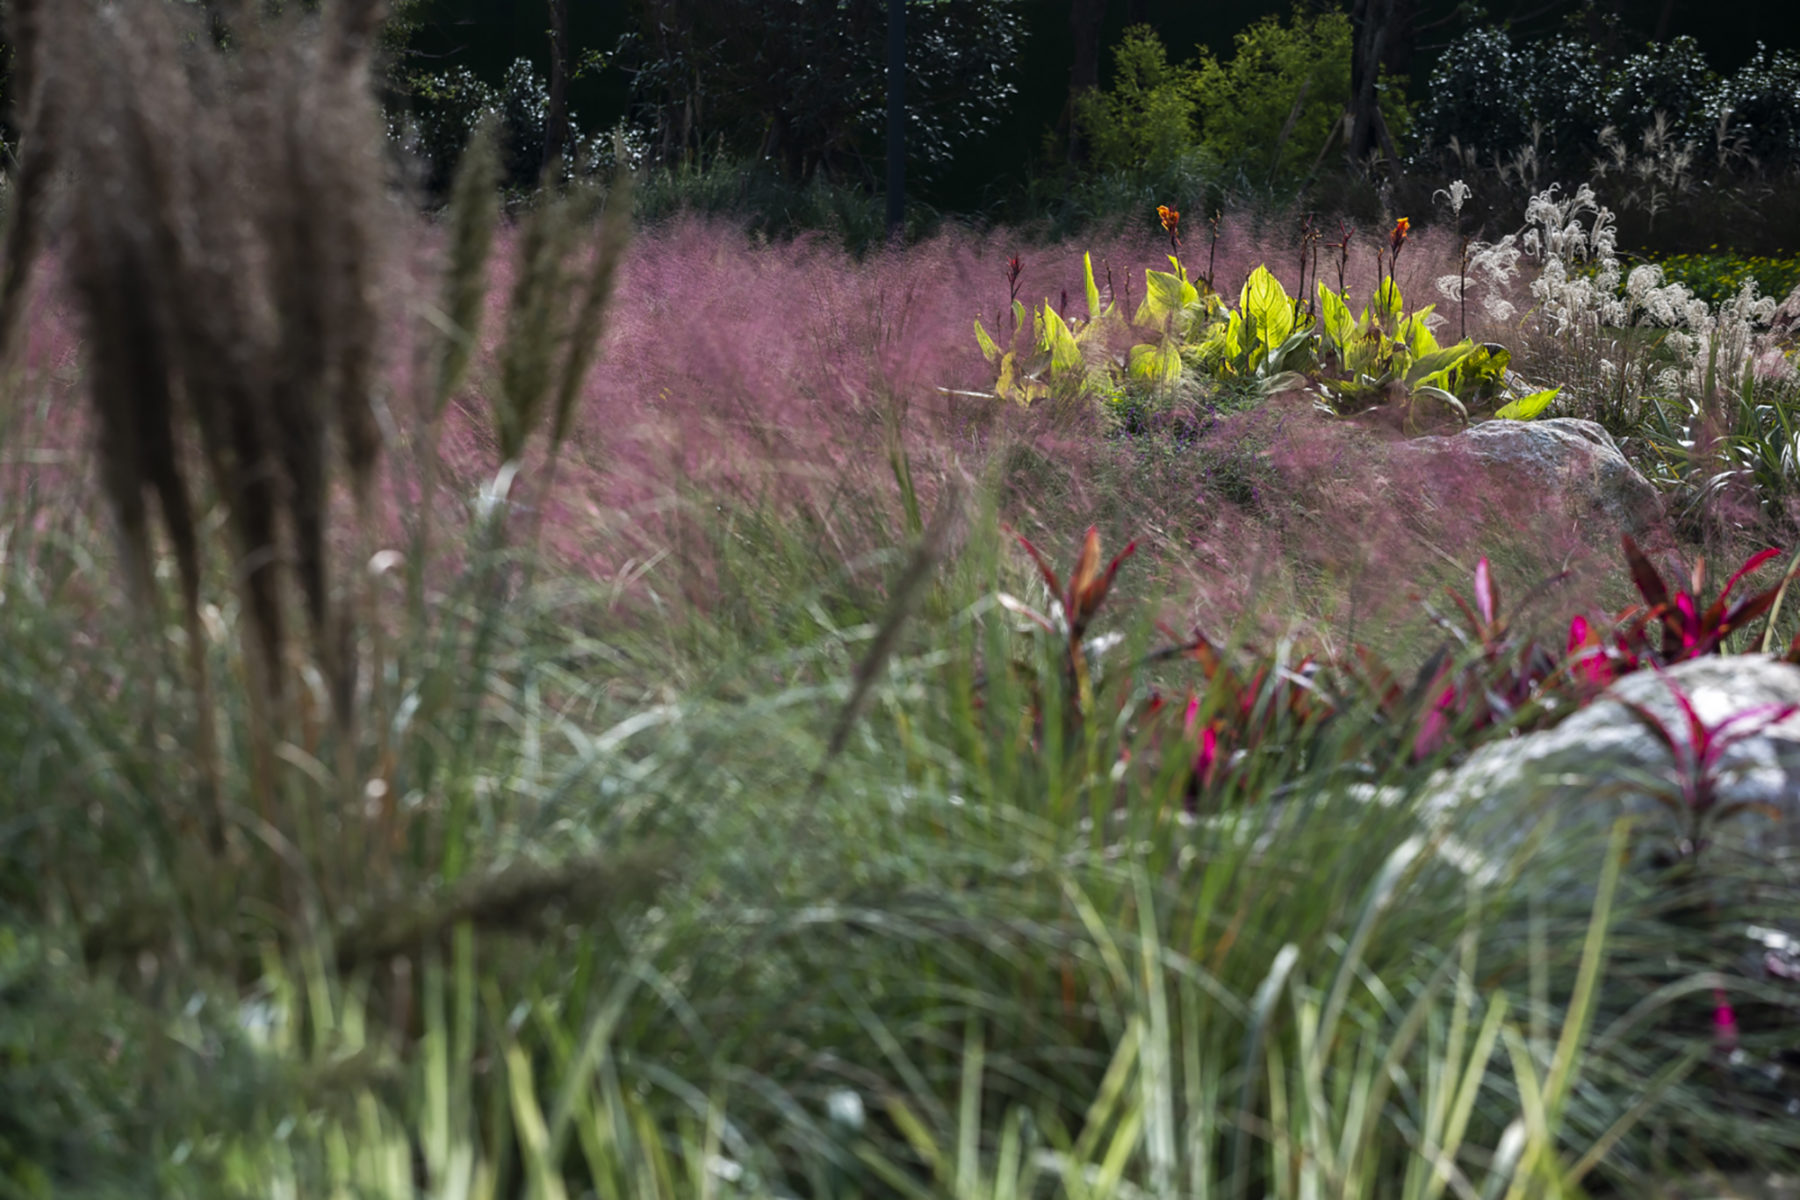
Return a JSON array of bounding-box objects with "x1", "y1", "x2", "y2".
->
[
  {"x1": 1402, "y1": 417, "x2": 1665, "y2": 540},
  {"x1": 1426, "y1": 654, "x2": 1800, "y2": 870},
  {"x1": 1772, "y1": 283, "x2": 1800, "y2": 348}
]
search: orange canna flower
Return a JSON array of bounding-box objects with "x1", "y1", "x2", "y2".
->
[
  {"x1": 1390, "y1": 216, "x2": 1410, "y2": 255},
  {"x1": 1158, "y1": 205, "x2": 1181, "y2": 247}
]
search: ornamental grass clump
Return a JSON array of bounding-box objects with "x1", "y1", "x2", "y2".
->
[
  {"x1": 0, "y1": 0, "x2": 634, "y2": 916},
  {"x1": 1, "y1": 0, "x2": 391, "y2": 844},
  {"x1": 6, "y1": 34, "x2": 1800, "y2": 1183}
]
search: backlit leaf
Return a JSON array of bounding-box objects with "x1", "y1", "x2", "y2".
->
[
  {"x1": 1493, "y1": 386, "x2": 1560, "y2": 420},
  {"x1": 1129, "y1": 340, "x2": 1183, "y2": 384},
  {"x1": 974, "y1": 318, "x2": 1000, "y2": 364},
  {"x1": 1138, "y1": 269, "x2": 1199, "y2": 325}
]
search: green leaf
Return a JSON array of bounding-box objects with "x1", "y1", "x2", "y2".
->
[
  {"x1": 1138, "y1": 269, "x2": 1200, "y2": 325},
  {"x1": 974, "y1": 318, "x2": 1001, "y2": 364},
  {"x1": 1462, "y1": 343, "x2": 1511, "y2": 386},
  {"x1": 1403, "y1": 308, "x2": 1440, "y2": 357},
  {"x1": 1493, "y1": 386, "x2": 1561, "y2": 421},
  {"x1": 1317, "y1": 283, "x2": 1354, "y2": 351},
  {"x1": 1041, "y1": 306, "x2": 1084, "y2": 376},
  {"x1": 1374, "y1": 276, "x2": 1404, "y2": 319},
  {"x1": 1084, "y1": 252, "x2": 1103, "y2": 322},
  {"x1": 1239, "y1": 266, "x2": 1295, "y2": 353},
  {"x1": 1404, "y1": 341, "x2": 1475, "y2": 388},
  {"x1": 1411, "y1": 385, "x2": 1469, "y2": 420},
  {"x1": 1193, "y1": 312, "x2": 1244, "y2": 372},
  {"x1": 1129, "y1": 340, "x2": 1183, "y2": 384},
  {"x1": 1258, "y1": 325, "x2": 1316, "y2": 378},
  {"x1": 996, "y1": 351, "x2": 1022, "y2": 403}
]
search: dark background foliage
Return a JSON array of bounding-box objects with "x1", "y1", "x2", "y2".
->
[{"x1": 390, "y1": 0, "x2": 1799, "y2": 208}]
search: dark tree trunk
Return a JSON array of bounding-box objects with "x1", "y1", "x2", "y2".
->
[
  {"x1": 543, "y1": 0, "x2": 571, "y2": 170},
  {"x1": 886, "y1": 0, "x2": 905, "y2": 237},
  {"x1": 1067, "y1": 0, "x2": 1107, "y2": 164},
  {"x1": 1654, "y1": 0, "x2": 1679, "y2": 41},
  {"x1": 1348, "y1": 0, "x2": 1397, "y2": 168},
  {"x1": 1383, "y1": 0, "x2": 1416, "y2": 81}
]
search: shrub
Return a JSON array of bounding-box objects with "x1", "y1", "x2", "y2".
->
[
  {"x1": 396, "y1": 57, "x2": 607, "y2": 196},
  {"x1": 1412, "y1": 26, "x2": 1538, "y2": 164},
  {"x1": 1073, "y1": 12, "x2": 1410, "y2": 190},
  {"x1": 1415, "y1": 26, "x2": 1800, "y2": 241},
  {"x1": 1709, "y1": 44, "x2": 1800, "y2": 172},
  {"x1": 1604, "y1": 36, "x2": 1718, "y2": 149},
  {"x1": 398, "y1": 64, "x2": 499, "y2": 195},
  {"x1": 1649, "y1": 250, "x2": 1800, "y2": 311},
  {"x1": 1073, "y1": 25, "x2": 1202, "y2": 179},
  {"x1": 615, "y1": 0, "x2": 1024, "y2": 181},
  {"x1": 1193, "y1": 8, "x2": 1408, "y2": 185}
]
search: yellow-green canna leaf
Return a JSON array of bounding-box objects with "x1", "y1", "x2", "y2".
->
[
  {"x1": 1405, "y1": 340, "x2": 1475, "y2": 388},
  {"x1": 1240, "y1": 266, "x2": 1295, "y2": 353},
  {"x1": 1138, "y1": 269, "x2": 1199, "y2": 325},
  {"x1": 1129, "y1": 340, "x2": 1183, "y2": 384},
  {"x1": 1494, "y1": 386, "x2": 1561, "y2": 420},
  {"x1": 1317, "y1": 283, "x2": 1354, "y2": 351},
  {"x1": 996, "y1": 351, "x2": 1022, "y2": 403},
  {"x1": 1084, "y1": 252, "x2": 1103, "y2": 322},
  {"x1": 1374, "y1": 276, "x2": 1404, "y2": 320},
  {"x1": 974, "y1": 318, "x2": 1001, "y2": 364},
  {"x1": 1041, "y1": 306, "x2": 1083, "y2": 375},
  {"x1": 1404, "y1": 309, "x2": 1440, "y2": 357}
]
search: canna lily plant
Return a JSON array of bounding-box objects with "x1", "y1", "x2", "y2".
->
[
  {"x1": 974, "y1": 253, "x2": 1124, "y2": 406},
  {"x1": 974, "y1": 207, "x2": 1560, "y2": 427},
  {"x1": 1311, "y1": 274, "x2": 1558, "y2": 423},
  {"x1": 1156, "y1": 627, "x2": 1332, "y2": 804}
]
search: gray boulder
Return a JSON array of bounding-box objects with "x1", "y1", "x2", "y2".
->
[
  {"x1": 1402, "y1": 417, "x2": 1664, "y2": 540},
  {"x1": 1772, "y1": 282, "x2": 1800, "y2": 348},
  {"x1": 1424, "y1": 655, "x2": 1800, "y2": 877}
]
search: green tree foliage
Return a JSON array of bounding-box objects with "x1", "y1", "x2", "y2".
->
[
  {"x1": 1072, "y1": 13, "x2": 1411, "y2": 188},
  {"x1": 1072, "y1": 26, "x2": 1202, "y2": 177},
  {"x1": 1194, "y1": 9, "x2": 1408, "y2": 183}
]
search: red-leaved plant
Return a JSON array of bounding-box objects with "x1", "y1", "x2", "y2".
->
[
  {"x1": 1615, "y1": 668, "x2": 1796, "y2": 864},
  {"x1": 1002, "y1": 525, "x2": 1135, "y2": 715},
  {"x1": 998, "y1": 524, "x2": 1800, "y2": 807},
  {"x1": 1151, "y1": 627, "x2": 1331, "y2": 805},
  {"x1": 1619, "y1": 534, "x2": 1792, "y2": 662}
]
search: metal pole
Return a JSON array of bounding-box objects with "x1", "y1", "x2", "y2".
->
[{"x1": 886, "y1": 0, "x2": 905, "y2": 239}]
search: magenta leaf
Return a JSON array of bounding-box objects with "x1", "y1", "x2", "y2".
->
[{"x1": 1474, "y1": 557, "x2": 1496, "y2": 628}]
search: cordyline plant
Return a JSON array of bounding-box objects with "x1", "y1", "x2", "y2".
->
[
  {"x1": 1001, "y1": 524, "x2": 1136, "y2": 715},
  {"x1": 1152, "y1": 626, "x2": 1331, "y2": 805},
  {"x1": 996, "y1": 524, "x2": 1800, "y2": 803},
  {"x1": 1613, "y1": 667, "x2": 1799, "y2": 1061},
  {"x1": 1617, "y1": 669, "x2": 1796, "y2": 865},
  {"x1": 1389, "y1": 557, "x2": 1565, "y2": 760},
  {"x1": 1618, "y1": 535, "x2": 1795, "y2": 661}
]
